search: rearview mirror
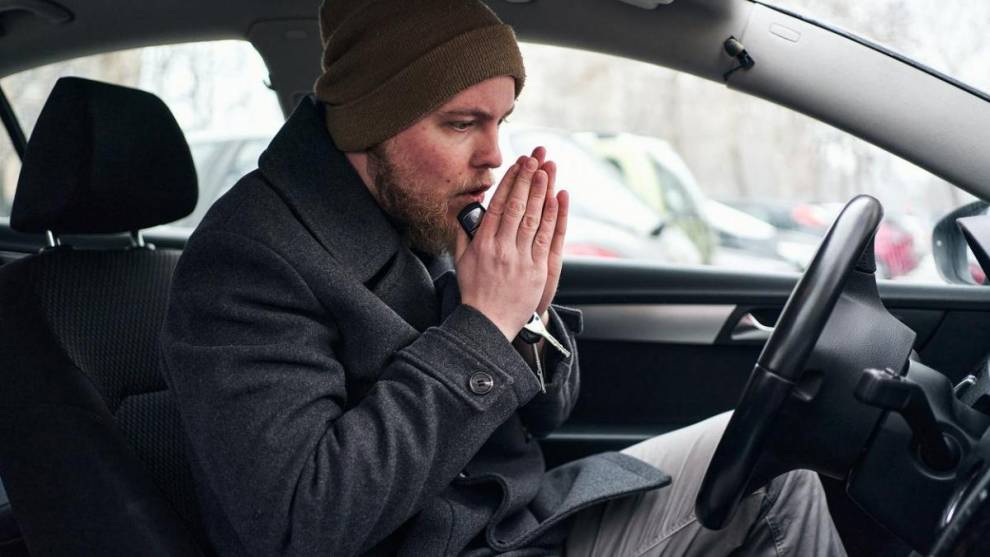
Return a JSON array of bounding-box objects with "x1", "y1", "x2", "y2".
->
[{"x1": 932, "y1": 200, "x2": 990, "y2": 285}]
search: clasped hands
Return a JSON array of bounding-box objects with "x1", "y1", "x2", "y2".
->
[{"x1": 455, "y1": 147, "x2": 569, "y2": 342}]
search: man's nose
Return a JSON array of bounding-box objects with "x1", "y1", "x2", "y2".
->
[{"x1": 474, "y1": 127, "x2": 502, "y2": 169}]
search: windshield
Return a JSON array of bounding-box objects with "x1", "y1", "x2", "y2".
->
[{"x1": 768, "y1": 0, "x2": 990, "y2": 97}]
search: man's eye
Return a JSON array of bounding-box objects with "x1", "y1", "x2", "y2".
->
[{"x1": 450, "y1": 121, "x2": 474, "y2": 131}]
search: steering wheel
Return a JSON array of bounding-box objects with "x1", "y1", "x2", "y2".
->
[{"x1": 695, "y1": 195, "x2": 884, "y2": 529}]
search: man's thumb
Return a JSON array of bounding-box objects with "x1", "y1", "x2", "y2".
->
[{"x1": 454, "y1": 228, "x2": 469, "y2": 262}]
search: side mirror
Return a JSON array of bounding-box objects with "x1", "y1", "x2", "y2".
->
[{"x1": 932, "y1": 200, "x2": 990, "y2": 285}]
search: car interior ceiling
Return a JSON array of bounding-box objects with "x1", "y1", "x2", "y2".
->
[{"x1": 2, "y1": 2, "x2": 990, "y2": 557}]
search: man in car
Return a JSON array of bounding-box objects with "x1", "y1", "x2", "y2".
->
[{"x1": 160, "y1": 0, "x2": 845, "y2": 555}]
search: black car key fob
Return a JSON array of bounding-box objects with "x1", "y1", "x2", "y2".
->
[{"x1": 457, "y1": 202, "x2": 485, "y2": 239}]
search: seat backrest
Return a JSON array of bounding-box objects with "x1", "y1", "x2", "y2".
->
[{"x1": 0, "y1": 77, "x2": 206, "y2": 555}]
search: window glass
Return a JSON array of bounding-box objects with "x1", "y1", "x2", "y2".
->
[
  {"x1": 0, "y1": 40, "x2": 283, "y2": 227},
  {"x1": 770, "y1": 1, "x2": 990, "y2": 97},
  {"x1": 504, "y1": 42, "x2": 976, "y2": 282}
]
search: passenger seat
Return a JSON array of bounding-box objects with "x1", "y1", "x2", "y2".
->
[{"x1": 0, "y1": 77, "x2": 206, "y2": 555}]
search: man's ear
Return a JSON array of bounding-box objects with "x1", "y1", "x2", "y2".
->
[{"x1": 345, "y1": 150, "x2": 374, "y2": 191}]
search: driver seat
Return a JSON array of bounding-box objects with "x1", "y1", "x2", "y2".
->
[{"x1": 0, "y1": 77, "x2": 206, "y2": 555}]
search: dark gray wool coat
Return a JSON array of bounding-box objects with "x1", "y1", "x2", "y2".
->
[{"x1": 160, "y1": 96, "x2": 669, "y2": 557}]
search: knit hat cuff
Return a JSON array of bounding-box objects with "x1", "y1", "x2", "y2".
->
[{"x1": 318, "y1": 23, "x2": 525, "y2": 152}]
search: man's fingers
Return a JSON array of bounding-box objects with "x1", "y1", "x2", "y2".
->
[
  {"x1": 454, "y1": 227, "x2": 470, "y2": 262},
  {"x1": 532, "y1": 189, "x2": 559, "y2": 261},
  {"x1": 480, "y1": 158, "x2": 524, "y2": 237},
  {"x1": 531, "y1": 146, "x2": 546, "y2": 166},
  {"x1": 533, "y1": 147, "x2": 553, "y2": 195},
  {"x1": 542, "y1": 160, "x2": 556, "y2": 192},
  {"x1": 495, "y1": 156, "x2": 538, "y2": 242},
  {"x1": 487, "y1": 157, "x2": 527, "y2": 212},
  {"x1": 548, "y1": 190, "x2": 569, "y2": 260},
  {"x1": 517, "y1": 169, "x2": 549, "y2": 250},
  {"x1": 541, "y1": 160, "x2": 556, "y2": 205}
]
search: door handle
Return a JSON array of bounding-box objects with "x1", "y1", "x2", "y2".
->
[{"x1": 730, "y1": 312, "x2": 774, "y2": 342}]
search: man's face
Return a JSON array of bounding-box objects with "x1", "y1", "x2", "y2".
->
[{"x1": 366, "y1": 76, "x2": 515, "y2": 256}]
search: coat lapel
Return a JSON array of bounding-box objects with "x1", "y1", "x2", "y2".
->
[
  {"x1": 258, "y1": 96, "x2": 399, "y2": 284},
  {"x1": 257, "y1": 96, "x2": 438, "y2": 331}
]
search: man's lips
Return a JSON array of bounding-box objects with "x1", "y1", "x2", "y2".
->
[{"x1": 459, "y1": 185, "x2": 491, "y2": 203}]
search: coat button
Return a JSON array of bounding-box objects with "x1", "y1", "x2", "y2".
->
[{"x1": 468, "y1": 371, "x2": 494, "y2": 395}]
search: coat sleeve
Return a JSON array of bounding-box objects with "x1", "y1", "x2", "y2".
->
[
  {"x1": 518, "y1": 305, "x2": 583, "y2": 438},
  {"x1": 160, "y1": 230, "x2": 542, "y2": 556}
]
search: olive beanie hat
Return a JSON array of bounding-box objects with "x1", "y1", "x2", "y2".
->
[{"x1": 315, "y1": 0, "x2": 526, "y2": 152}]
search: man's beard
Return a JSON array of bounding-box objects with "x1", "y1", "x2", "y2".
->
[{"x1": 368, "y1": 144, "x2": 482, "y2": 257}]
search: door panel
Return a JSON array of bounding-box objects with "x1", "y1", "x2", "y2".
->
[{"x1": 542, "y1": 260, "x2": 990, "y2": 468}]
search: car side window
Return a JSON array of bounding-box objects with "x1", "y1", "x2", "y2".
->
[
  {"x1": 505, "y1": 42, "x2": 976, "y2": 283},
  {"x1": 0, "y1": 40, "x2": 284, "y2": 229}
]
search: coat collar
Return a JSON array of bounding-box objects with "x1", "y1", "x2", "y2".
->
[{"x1": 257, "y1": 96, "x2": 401, "y2": 283}]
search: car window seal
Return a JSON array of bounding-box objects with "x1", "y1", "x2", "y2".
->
[{"x1": 0, "y1": 82, "x2": 26, "y2": 160}]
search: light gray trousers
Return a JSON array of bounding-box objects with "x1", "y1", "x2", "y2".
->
[{"x1": 564, "y1": 412, "x2": 847, "y2": 556}]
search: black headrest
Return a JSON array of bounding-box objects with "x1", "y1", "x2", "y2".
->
[{"x1": 11, "y1": 77, "x2": 198, "y2": 234}]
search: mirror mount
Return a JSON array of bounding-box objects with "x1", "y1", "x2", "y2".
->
[
  {"x1": 957, "y1": 216, "x2": 990, "y2": 283},
  {"x1": 932, "y1": 200, "x2": 990, "y2": 285}
]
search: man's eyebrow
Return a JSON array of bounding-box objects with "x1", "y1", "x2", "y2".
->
[{"x1": 438, "y1": 105, "x2": 515, "y2": 120}]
